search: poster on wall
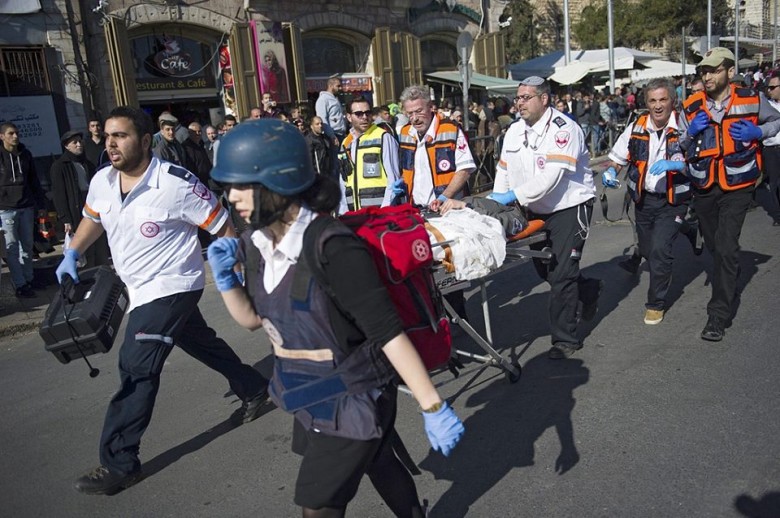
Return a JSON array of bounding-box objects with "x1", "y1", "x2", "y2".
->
[
  {"x1": 250, "y1": 21, "x2": 290, "y2": 104},
  {"x1": 0, "y1": 95, "x2": 59, "y2": 157},
  {"x1": 219, "y1": 43, "x2": 236, "y2": 116}
]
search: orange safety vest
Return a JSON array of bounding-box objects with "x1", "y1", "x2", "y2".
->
[
  {"x1": 398, "y1": 116, "x2": 459, "y2": 204},
  {"x1": 682, "y1": 85, "x2": 762, "y2": 191},
  {"x1": 625, "y1": 114, "x2": 691, "y2": 206}
]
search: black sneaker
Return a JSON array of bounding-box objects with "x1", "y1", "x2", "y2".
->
[
  {"x1": 579, "y1": 279, "x2": 604, "y2": 321},
  {"x1": 74, "y1": 465, "x2": 141, "y2": 495},
  {"x1": 618, "y1": 254, "x2": 641, "y2": 275},
  {"x1": 233, "y1": 387, "x2": 271, "y2": 424},
  {"x1": 700, "y1": 316, "x2": 726, "y2": 342},
  {"x1": 15, "y1": 284, "x2": 35, "y2": 298},
  {"x1": 548, "y1": 342, "x2": 583, "y2": 359}
]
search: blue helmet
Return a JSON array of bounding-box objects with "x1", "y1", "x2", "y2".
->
[{"x1": 210, "y1": 118, "x2": 316, "y2": 196}]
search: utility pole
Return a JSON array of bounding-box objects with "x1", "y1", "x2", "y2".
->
[
  {"x1": 607, "y1": 0, "x2": 615, "y2": 94},
  {"x1": 735, "y1": 0, "x2": 740, "y2": 74},
  {"x1": 563, "y1": 0, "x2": 571, "y2": 65},
  {"x1": 707, "y1": 0, "x2": 712, "y2": 52}
]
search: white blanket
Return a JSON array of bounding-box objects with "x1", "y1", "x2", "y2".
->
[{"x1": 427, "y1": 208, "x2": 506, "y2": 280}]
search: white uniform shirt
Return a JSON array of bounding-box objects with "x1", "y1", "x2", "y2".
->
[
  {"x1": 608, "y1": 114, "x2": 682, "y2": 194},
  {"x1": 764, "y1": 98, "x2": 780, "y2": 147},
  {"x1": 411, "y1": 117, "x2": 475, "y2": 206},
  {"x1": 83, "y1": 157, "x2": 228, "y2": 311},
  {"x1": 495, "y1": 107, "x2": 595, "y2": 214},
  {"x1": 250, "y1": 205, "x2": 316, "y2": 293}
]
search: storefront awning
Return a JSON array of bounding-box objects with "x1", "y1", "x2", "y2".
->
[{"x1": 425, "y1": 71, "x2": 519, "y2": 95}]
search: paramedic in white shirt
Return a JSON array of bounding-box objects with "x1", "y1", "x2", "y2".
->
[
  {"x1": 602, "y1": 77, "x2": 694, "y2": 326},
  {"x1": 488, "y1": 76, "x2": 601, "y2": 360},
  {"x1": 55, "y1": 106, "x2": 269, "y2": 496},
  {"x1": 760, "y1": 74, "x2": 780, "y2": 225},
  {"x1": 397, "y1": 84, "x2": 476, "y2": 211}
]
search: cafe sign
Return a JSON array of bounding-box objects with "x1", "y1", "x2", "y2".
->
[{"x1": 152, "y1": 36, "x2": 193, "y2": 77}]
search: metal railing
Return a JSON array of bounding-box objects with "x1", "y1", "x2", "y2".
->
[{"x1": 468, "y1": 134, "x2": 497, "y2": 194}]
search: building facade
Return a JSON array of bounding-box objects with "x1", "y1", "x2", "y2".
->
[{"x1": 1, "y1": 0, "x2": 511, "y2": 155}]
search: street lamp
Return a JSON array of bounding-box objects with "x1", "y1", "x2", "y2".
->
[{"x1": 457, "y1": 31, "x2": 473, "y2": 131}]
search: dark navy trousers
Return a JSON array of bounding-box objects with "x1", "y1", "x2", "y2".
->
[
  {"x1": 634, "y1": 193, "x2": 688, "y2": 310},
  {"x1": 99, "y1": 289, "x2": 267, "y2": 475}
]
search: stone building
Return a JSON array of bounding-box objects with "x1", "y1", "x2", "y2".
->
[{"x1": 1, "y1": 0, "x2": 511, "y2": 158}]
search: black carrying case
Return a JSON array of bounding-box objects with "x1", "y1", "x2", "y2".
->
[{"x1": 39, "y1": 265, "x2": 128, "y2": 364}]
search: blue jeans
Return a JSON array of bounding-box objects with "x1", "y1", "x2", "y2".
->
[{"x1": 0, "y1": 206, "x2": 35, "y2": 289}]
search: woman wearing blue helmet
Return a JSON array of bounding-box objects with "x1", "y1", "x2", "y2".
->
[{"x1": 208, "y1": 119, "x2": 463, "y2": 518}]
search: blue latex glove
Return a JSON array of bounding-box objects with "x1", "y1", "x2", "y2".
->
[
  {"x1": 436, "y1": 194, "x2": 448, "y2": 204},
  {"x1": 486, "y1": 190, "x2": 517, "y2": 205},
  {"x1": 422, "y1": 401, "x2": 464, "y2": 457},
  {"x1": 728, "y1": 119, "x2": 763, "y2": 142},
  {"x1": 56, "y1": 249, "x2": 80, "y2": 285},
  {"x1": 648, "y1": 159, "x2": 686, "y2": 176},
  {"x1": 391, "y1": 179, "x2": 407, "y2": 196},
  {"x1": 601, "y1": 167, "x2": 620, "y2": 188},
  {"x1": 687, "y1": 111, "x2": 710, "y2": 138},
  {"x1": 207, "y1": 237, "x2": 241, "y2": 292}
]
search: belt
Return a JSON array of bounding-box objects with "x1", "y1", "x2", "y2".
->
[{"x1": 643, "y1": 191, "x2": 666, "y2": 198}]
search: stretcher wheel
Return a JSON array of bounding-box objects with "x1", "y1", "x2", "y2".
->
[
  {"x1": 505, "y1": 361, "x2": 522, "y2": 383},
  {"x1": 540, "y1": 246, "x2": 553, "y2": 264}
]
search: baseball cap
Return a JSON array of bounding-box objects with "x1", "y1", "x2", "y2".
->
[
  {"x1": 519, "y1": 76, "x2": 545, "y2": 87},
  {"x1": 158, "y1": 112, "x2": 179, "y2": 126},
  {"x1": 60, "y1": 130, "x2": 83, "y2": 146},
  {"x1": 698, "y1": 47, "x2": 735, "y2": 68}
]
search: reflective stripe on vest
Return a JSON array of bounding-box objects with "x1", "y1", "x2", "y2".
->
[
  {"x1": 625, "y1": 114, "x2": 690, "y2": 205},
  {"x1": 683, "y1": 85, "x2": 762, "y2": 191},
  {"x1": 399, "y1": 115, "x2": 458, "y2": 204}
]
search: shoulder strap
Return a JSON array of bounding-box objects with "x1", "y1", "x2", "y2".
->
[
  {"x1": 242, "y1": 229, "x2": 260, "y2": 300},
  {"x1": 294, "y1": 215, "x2": 353, "y2": 308}
]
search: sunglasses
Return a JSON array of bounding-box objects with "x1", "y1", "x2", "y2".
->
[
  {"x1": 351, "y1": 110, "x2": 371, "y2": 118},
  {"x1": 768, "y1": 85, "x2": 780, "y2": 91}
]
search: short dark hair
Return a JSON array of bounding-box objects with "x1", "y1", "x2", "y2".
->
[
  {"x1": 0, "y1": 122, "x2": 18, "y2": 133},
  {"x1": 722, "y1": 59, "x2": 736, "y2": 70},
  {"x1": 225, "y1": 114, "x2": 237, "y2": 123},
  {"x1": 348, "y1": 96, "x2": 372, "y2": 113},
  {"x1": 106, "y1": 106, "x2": 153, "y2": 139}
]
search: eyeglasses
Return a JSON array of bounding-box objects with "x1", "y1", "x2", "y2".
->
[
  {"x1": 768, "y1": 85, "x2": 780, "y2": 91},
  {"x1": 351, "y1": 110, "x2": 371, "y2": 118},
  {"x1": 700, "y1": 66, "x2": 726, "y2": 77},
  {"x1": 514, "y1": 94, "x2": 541, "y2": 103}
]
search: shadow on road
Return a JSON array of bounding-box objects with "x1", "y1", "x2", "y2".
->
[
  {"x1": 418, "y1": 352, "x2": 589, "y2": 517},
  {"x1": 734, "y1": 490, "x2": 780, "y2": 518}
]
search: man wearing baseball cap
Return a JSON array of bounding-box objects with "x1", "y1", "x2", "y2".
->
[{"x1": 680, "y1": 47, "x2": 780, "y2": 341}]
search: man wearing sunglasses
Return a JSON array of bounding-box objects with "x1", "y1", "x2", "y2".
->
[
  {"x1": 340, "y1": 97, "x2": 400, "y2": 209},
  {"x1": 680, "y1": 47, "x2": 780, "y2": 341},
  {"x1": 489, "y1": 76, "x2": 601, "y2": 360}
]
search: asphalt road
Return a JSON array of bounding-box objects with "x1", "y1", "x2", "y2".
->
[{"x1": 2, "y1": 185, "x2": 779, "y2": 517}]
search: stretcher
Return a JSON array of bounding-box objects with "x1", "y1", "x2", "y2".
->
[{"x1": 431, "y1": 221, "x2": 552, "y2": 384}]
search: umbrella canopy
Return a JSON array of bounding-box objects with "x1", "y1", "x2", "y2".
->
[
  {"x1": 425, "y1": 71, "x2": 519, "y2": 95},
  {"x1": 630, "y1": 60, "x2": 697, "y2": 82}
]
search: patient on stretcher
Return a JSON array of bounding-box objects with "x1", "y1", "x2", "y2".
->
[{"x1": 425, "y1": 196, "x2": 545, "y2": 280}]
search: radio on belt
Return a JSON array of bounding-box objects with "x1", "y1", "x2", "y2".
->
[{"x1": 39, "y1": 265, "x2": 128, "y2": 370}]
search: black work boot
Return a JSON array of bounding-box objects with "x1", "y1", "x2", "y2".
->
[
  {"x1": 74, "y1": 465, "x2": 141, "y2": 495},
  {"x1": 700, "y1": 315, "x2": 726, "y2": 342},
  {"x1": 548, "y1": 342, "x2": 583, "y2": 359},
  {"x1": 618, "y1": 253, "x2": 642, "y2": 275},
  {"x1": 233, "y1": 387, "x2": 271, "y2": 424}
]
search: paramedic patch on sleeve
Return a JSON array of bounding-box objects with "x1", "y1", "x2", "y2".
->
[
  {"x1": 555, "y1": 131, "x2": 570, "y2": 148},
  {"x1": 553, "y1": 116, "x2": 567, "y2": 128}
]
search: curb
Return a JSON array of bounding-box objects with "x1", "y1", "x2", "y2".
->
[{"x1": 0, "y1": 320, "x2": 41, "y2": 339}]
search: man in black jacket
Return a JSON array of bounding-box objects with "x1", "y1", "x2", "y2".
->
[
  {"x1": 83, "y1": 117, "x2": 106, "y2": 168},
  {"x1": 49, "y1": 130, "x2": 109, "y2": 267},
  {"x1": 0, "y1": 122, "x2": 47, "y2": 297},
  {"x1": 152, "y1": 114, "x2": 193, "y2": 171}
]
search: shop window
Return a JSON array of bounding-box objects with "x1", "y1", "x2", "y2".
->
[
  {"x1": 421, "y1": 40, "x2": 458, "y2": 72},
  {"x1": 130, "y1": 34, "x2": 217, "y2": 91},
  {"x1": 302, "y1": 37, "x2": 356, "y2": 76},
  {"x1": 0, "y1": 47, "x2": 51, "y2": 96}
]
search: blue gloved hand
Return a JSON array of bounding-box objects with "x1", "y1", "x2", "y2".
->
[
  {"x1": 728, "y1": 119, "x2": 763, "y2": 142},
  {"x1": 391, "y1": 178, "x2": 407, "y2": 196},
  {"x1": 436, "y1": 194, "x2": 448, "y2": 204},
  {"x1": 687, "y1": 111, "x2": 711, "y2": 138},
  {"x1": 207, "y1": 237, "x2": 241, "y2": 292},
  {"x1": 422, "y1": 401, "x2": 465, "y2": 457},
  {"x1": 56, "y1": 248, "x2": 80, "y2": 285},
  {"x1": 601, "y1": 167, "x2": 620, "y2": 188},
  {"x1": 486, "y1": 190, "x2": 517, "y2": 205},
  {"x1": 648, "y1": 159, "x2": 686, "y2": 176}
]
